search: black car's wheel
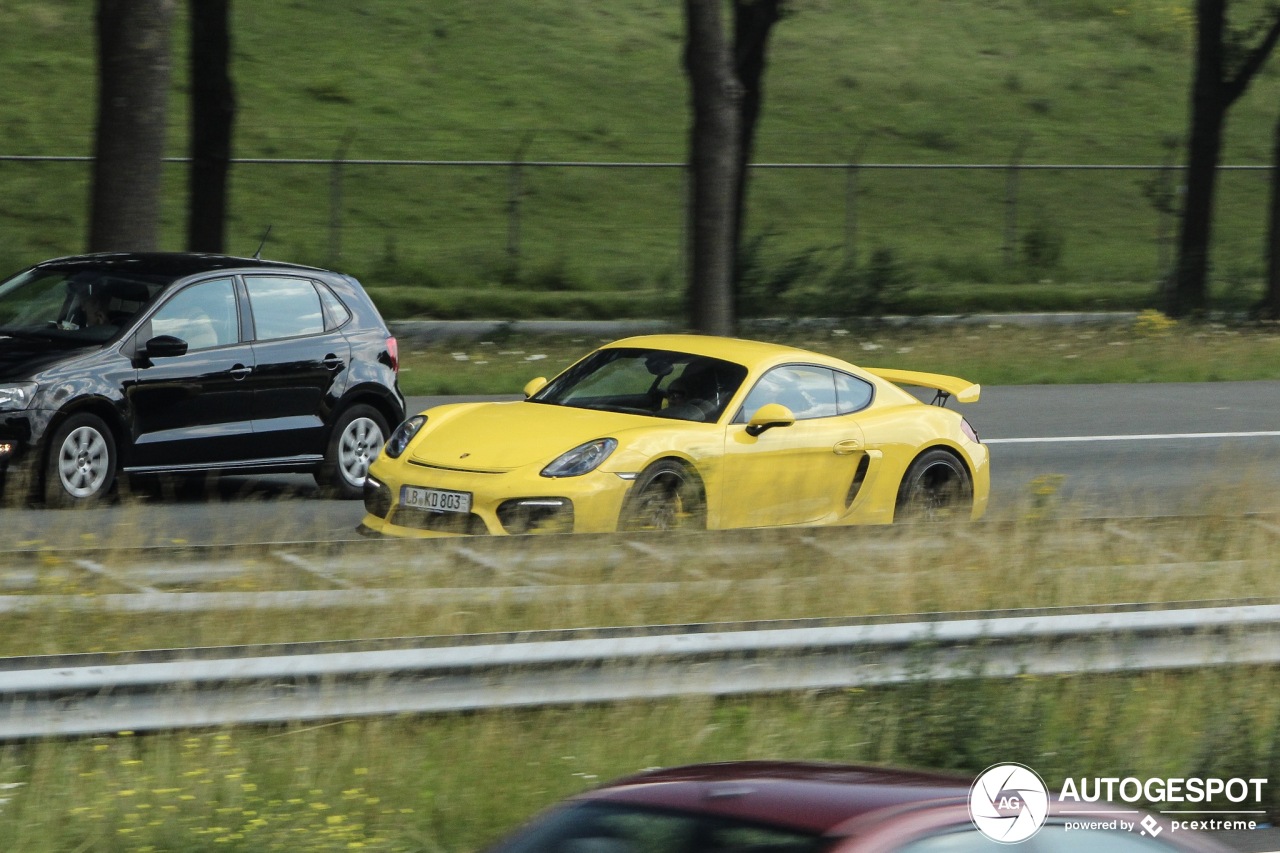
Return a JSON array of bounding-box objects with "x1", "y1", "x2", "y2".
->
[
  {"x1": 44, "y1": 412, "x2": 117, "y2": 507},
  {"x1": 619, "y1": 460, "x2": 706, "y2": 531},
  {"x1": 318, "y1": 404, "x2": 389, "y2": 499},
  {"x1": 894, "y1": 448, "x2": 973, "y2": 522}
]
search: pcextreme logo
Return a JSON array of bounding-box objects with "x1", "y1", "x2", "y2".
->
[{"x1": 969, "y1": 763, "x2": 1050, "y2": 844}]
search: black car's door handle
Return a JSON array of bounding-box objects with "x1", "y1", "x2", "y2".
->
[
  {"x1": 323, "y1": 353, "x2": 344, "y2": 370},
  {"x1": 229, "y1": 364, "x2": 252, "y2": 380}
]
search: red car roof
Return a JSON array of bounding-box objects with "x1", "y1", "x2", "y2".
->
[{"x1": 578, "y1": 761, "x2": 973, "y2": 835}]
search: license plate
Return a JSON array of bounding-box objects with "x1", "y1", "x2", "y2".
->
[{"x1": 401, "y1": 486, "x2": 472, "y2": 513}]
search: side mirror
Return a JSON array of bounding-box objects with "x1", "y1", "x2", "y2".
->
[
  {"x1": 745, "y1": 403, "x2": 796, "y2": 437},
  {"x1": 143, "y1": 334, "x2": 189, "y2": 359},
  {"x1": 523, "y1": 376, "x2": 548, "y2": 399}
]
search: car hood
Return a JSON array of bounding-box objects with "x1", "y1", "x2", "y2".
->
[
  {"x1": 0, "y1": 335, "x2": 95, "y2": 381},
  {"x1": 409, "y1": 401, "x2": 656, "y2": 471}
]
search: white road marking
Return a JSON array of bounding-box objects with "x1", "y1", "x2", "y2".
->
[{"x1": 985, "y1": 431, "x2": 1280, "y2": 444}]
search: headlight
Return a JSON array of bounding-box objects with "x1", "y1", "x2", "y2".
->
[
  {"x1": 541, "y1": 438, "x2": 617, "y2": 478},
  {"x1": 0, "y1": 383, "x2": 37, "y2": 412},
  {"x1": 383, "y1": 415, "x2": 426, "y2": 459}
]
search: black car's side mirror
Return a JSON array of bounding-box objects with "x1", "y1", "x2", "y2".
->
[{"x1": 142, "y1": 335, "x2": 189, "y2": 359}]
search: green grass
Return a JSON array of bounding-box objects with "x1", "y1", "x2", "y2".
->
[
  {"x1": 5, "y1": 513, "x2": 1276, "y2": 657},
  {"x1": 2, "y1": 669, "x2": 1279, "y2": 851},
  {"x1": 5, "y1": 1, "x2": 1280, "y2": 307},
  {"x1": 394, "y1": 318, "x2": 1280, "y2": 395}
]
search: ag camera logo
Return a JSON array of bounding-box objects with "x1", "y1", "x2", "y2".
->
[{"x1": 970, "y1": 763, "x2": 1050, "y2": 843}]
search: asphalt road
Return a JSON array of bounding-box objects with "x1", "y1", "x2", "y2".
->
[{"x1": 4, "y1": 382, "x2": 1280, "y2": 549}]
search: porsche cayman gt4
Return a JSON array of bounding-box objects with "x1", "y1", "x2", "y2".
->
[{"x1": 358, "y1": 334, "x2": 988, "y2": 537}]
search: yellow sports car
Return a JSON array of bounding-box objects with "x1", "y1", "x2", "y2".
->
[{"x1": 358, "y1": 334, "x2": 988, "y2": 537}]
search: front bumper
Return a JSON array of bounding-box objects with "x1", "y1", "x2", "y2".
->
[{"x1": 358, "y1": 457, "x2": 633, "y2": 538}]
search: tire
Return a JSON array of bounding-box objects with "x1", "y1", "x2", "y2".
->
[
  {"x1": 618, "y1": 460, "x2": 706, "y2": 532},
  {"x1": 317, "y1": 404, "x2": 389, "y2": 499},
  {"x1": 894, "y1": 448, "x2": 973, "y2": 523},
  {"x1": 44, "y1": 413, "x2": 117, "y2": 508}
]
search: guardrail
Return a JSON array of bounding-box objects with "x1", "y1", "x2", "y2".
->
[{"x1": 2, "y1": 601, "x2": 1277, "y2": 739}]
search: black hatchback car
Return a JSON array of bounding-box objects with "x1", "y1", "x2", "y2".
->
[{"x1": 0, "y1": 253, "x2": 405, "y2": 506}]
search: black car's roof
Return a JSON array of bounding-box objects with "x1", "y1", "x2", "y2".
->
[{"x1": 34, "y1": 252, "x2": 330, "y2": 281}]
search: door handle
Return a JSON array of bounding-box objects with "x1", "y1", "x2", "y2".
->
[
  {"x1": 229, "y1": 364, "x2": 252, "y2": 380},
  {"x1": 833, "y1": 439, "x2": 861, "y2": 455},
  {"x1": 322, "y1": 353, "x2": 343, "y2": 370}
]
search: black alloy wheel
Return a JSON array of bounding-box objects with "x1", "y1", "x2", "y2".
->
[
  {"x1": 619, "y1": 460, "x2": 707, "y2": 531},
  {"x1": 894, "y1": 448, "x2": 973, "y2": 522}
]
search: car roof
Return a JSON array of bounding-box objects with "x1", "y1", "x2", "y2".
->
[
  {"x1": 33, "y1": 252, "x2": 329, "y2": 281},
  {"x1": 577, "y1": 761, "x2": 972, "y2": 835},
  {"x1": 604, "y1": 334, "x2": 840, "y2": 369}
]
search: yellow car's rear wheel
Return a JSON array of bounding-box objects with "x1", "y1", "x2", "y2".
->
[
  {"x1": 619, "y1": 460, "x2": 706, "y2": 532},
  {"x1": 895, "y1": 448, "x2": 973, "y2": 522}
]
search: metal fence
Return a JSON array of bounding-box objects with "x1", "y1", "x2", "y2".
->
[{"x1": 1, "y1": 154, "x2": 1273, "y2": 289}]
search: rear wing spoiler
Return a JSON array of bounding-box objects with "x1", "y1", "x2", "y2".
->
[{"x1": 865, "y1": 367, "x2": 981, "y2": 405}]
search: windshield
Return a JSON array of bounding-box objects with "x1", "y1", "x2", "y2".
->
[
  {"x1": 532, "y1": 347, "x2": 748, "y2": 424},
  {"x1": 484, "y1": 801, "x2": 826, "y2": 853},
  {"x1": 0, "y1": 266, "x2": 168, "y2": 344}
]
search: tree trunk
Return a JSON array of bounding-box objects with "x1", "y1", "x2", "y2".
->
[
  {"x1": 89, "y1": 0, "x2": 175, "y2": 252},
  {"x1": 188, "y1": 0, "x2": 236, "y2": 254},
  {"x1": 731, "y1": 0, "x2": 783, "y2": 261},
  {"x1": 1170, "y1": 0, "x2": 1227, "y2": 318},
  {"x1": 1171, "y1": 0, "x2": 1280, "y2": 317},
  {"x1": 1266, "y1": 111, "x2": 1280, "y2": 320},
  {"x1": 684, "y1": 0, "x2": 741, "y2": 336}
]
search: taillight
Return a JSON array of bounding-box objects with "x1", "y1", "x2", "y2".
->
[
  {"x1": 961, "y1": 417, "x2": 980, "y2": 443},
  {"x1": 386, "y1": 336, "x2": 399, "y2": 374}
]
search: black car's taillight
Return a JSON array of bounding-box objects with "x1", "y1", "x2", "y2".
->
[{"x1": 386, "y1": 336, "x2": 400, "y2": 374}]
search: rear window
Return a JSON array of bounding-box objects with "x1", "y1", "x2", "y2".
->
[{"x1": 244, "y1": 275, "x2": 325, "y2": 340}]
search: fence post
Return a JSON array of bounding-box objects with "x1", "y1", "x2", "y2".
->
[
  {"x1": 507, "y1": 133, "x2": 534, "y2": 278},
  {"x1": 1003, "y1": 136, "x2": 1030, "y2": 269},
  {"x1": 681, "y1": 164, "x2": 692, "y2": 295},
  {"x1": 329, "y1": 131, "x2": 356, "y2": 266},
  {"x1": 844, "y1": 134, "x2": 871, "y2": 270}
]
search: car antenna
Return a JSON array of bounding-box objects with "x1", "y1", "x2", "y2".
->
[{"x1": 253, "y1": 225, "x2": 273, "y2": 260}]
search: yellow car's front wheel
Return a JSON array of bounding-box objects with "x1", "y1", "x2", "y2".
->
[{"x1": 618, "y1": 460, "x2": 706, "y2": 532}]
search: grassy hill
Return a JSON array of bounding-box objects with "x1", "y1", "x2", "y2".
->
[{"x1": 3, "y1": 0, "x2": 1280, "y2": 317}]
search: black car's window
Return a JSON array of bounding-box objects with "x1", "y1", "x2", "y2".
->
[
  {"x1": 244, "y1": 275, "x2": 325, "y2": 340},
  {"x1": 533, "y1": 348, "x2": 747, "y2": 424},
  {"x1": 835, "y1": 370, "x2": 874, "y2": 414},
  {"x1": 735, "y1": 365, "x2": 839, "y2": 423},
  {"x1": 484, "y1": 802, "x2": 824, "y2": 853},
  {"x1": 0, "y1": 267, "x2": 165, "y2": 344},
  {"x1": 317, "y1": 282, "x2": 352, "y2": 331},
  {"x1": 146, "y1": 278, "x2": 239, "y2": 350}
]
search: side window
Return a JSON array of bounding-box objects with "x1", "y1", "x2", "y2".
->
[
  {"x1": 146, "y1": 278, "x2": 239, "y2": 351},
  {"x1": 317, "y1": 283, "x2": 352, "y2": 331},
  {"x1": 737, "y1": 365, "x2": 838, "y2": 422},
  {"x1": 836, "y1": 371, "x2": 874, "y2": 414},
  {"x1": 244, "y1": 276, "x2": 325, "y2": 341}
]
